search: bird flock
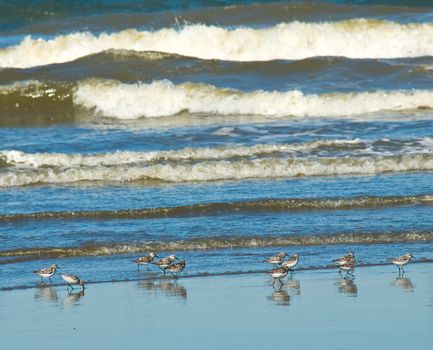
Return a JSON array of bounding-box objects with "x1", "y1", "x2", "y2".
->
[
  {"x1": 32, "y1": 251, "x2": 414, "y2": 290},
  {"x1": 265, "y1": 251, "x2": 415, "y2": 286},
  {"x1": 32, "y1": 252, "x2": 187, "y2": 290}
]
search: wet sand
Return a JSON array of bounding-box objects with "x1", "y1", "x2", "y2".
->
[{"x1": 1, "y1": 263, "x2": 432, "y2": 349}]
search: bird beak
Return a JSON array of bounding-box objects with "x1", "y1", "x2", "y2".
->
[{"x1": 155, "y1": 255, "x2": 159, "y2": 258}]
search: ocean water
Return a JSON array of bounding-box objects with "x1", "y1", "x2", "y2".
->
[{"x1": 1, "y1": 0, "x2": 433, "y2": 289}]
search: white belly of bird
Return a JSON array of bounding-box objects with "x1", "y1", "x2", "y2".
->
[
  {"x1": 340, "y1": 266, "x2": 353, "y2": 271},
  {"x1": 39, "y1": 272, "x2": 54, "y2": 278},
  {"x1": 62, "y1": 275, "x2": 78, "y2": 284},
  {"x1": 268, "y1": 258, "x2": 282, "y2": 264},
  {"x1": 271, "y1": 271, "x2": 287, "y2": 278},
  {"x1": 393, "y1": 260, "x2": 408, "y2": 266},
  {"x1": 283, "y1": 260, "x2": 298, "y2": 269}
]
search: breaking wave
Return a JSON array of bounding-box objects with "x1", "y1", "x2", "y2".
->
[
  {"x1": 1, "y1": 19, "x2": 433, "y2": 68},
  {"x1": 2, "y1": 151, "x2": 433, "y2": 186},
  {"x1": 0, "y1": 139, "x2": 365, "y2": 168},
  {"x1": 2, "y1": 79, "x2": 433, "y2": 122},
  {"x1": 73, "y1": 79, "x2": 433, "y2": 119}
]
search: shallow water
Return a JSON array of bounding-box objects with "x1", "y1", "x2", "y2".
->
[
  {"x1": 1, "y1": 264, "x2": 433, "y2": 349},
  {"x1": 1, "y1": 0, "x2": 433, "y2": 289}
]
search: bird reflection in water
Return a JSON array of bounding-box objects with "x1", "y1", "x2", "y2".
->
[
  {"x1": 285, "y1": 277, "x2": 301, "y2": 296},
  {"x1": 392, "y1": 277, "x2": 414, "y2": 292},
  {"x1": 63, "y1": 290, "x2": 85, "y2": 306},
  {"x1": 268, "y1": 286, "x2": 290, "y2": 306},
  {"x1": 34, "y1": 286, "x2": 59, "y2": 304},
  {"x1": 336, "y1": 278, "x2": 358, "y2": 296},
  {"x1": 267, "y1": 276, "x2": 300, "y2": 306},
  {"x1": 137, "y1": 279, "x2": 187, "y2": 299}
]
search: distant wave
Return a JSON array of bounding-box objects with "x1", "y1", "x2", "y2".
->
[
  {"x1": 2, "y1": 194, "x2": 433, "y2": 222},
  {"x1": 2, "y1": 150, "x2": 433, "y2": 186},
  {"x1": 1, "y1": 19, "x2": 433, "y2": 68},
  {"x1": 1, "y1": 232, "x2": 432, "y2": 263},
  {"x1": 2, "y1": 79, "x2": 433, "y2": 121}
]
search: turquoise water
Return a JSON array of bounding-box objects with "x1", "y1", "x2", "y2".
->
[{"x1": 1, "y1": 0, "x2": 433, "y2": 289}]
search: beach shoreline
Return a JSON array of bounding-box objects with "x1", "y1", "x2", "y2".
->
[
  {"x1": 2, "y1": 259, "x2": 433, "y2": 292},
  {"x1": 1, "y1": 263, "x2": 432, "y2": 349}
]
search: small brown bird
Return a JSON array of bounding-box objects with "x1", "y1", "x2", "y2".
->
[
  {"x1": 164, "y1": 260, "x2": 186, "y2": 279},
  {"x1": 61, "y1": 273, "x2": 85, "y2": 291},
  {"x1": 268, "y1": 265, "x2": 289, "y2": 286},
  {"x1": 263, "y1": 252, "x2": 287, "y2": 265},
  {"x1": 339, "y1": 259, "x2": 356, "y2": 279},
  {"x1": 155, "y1": 255, "x2": 178, "y2": 274},
  {"x1": 132, "y1": 252, "x2": 159, "y2": 270},
  {"x1": 333, "y1": 251, "x2": 355, "y2": 266},
  {"x1": 281, "y1": 253, "x2": 299, "y2": 272},
  {"x1": 33, "y1": 264, "x2": 59, "y2": 283},
  {"x1": 391, "y1": 253, "x2": 414, "y2": 275}
]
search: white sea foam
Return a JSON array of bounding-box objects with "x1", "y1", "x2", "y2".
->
[
  {"x1": 73, "y1": 79, "x2": 433, "y2": 119},
  {"x1": 0, "y1": 140, "x2": 363, "y2": 168},
  {"x1": 1, "y1": 19, "x2": 433, "y2": 68},
  {"x1": 1, "y1": 153, "x2": 433, "y2": 187}
]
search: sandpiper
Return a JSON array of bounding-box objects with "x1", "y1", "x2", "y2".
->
[
  {"x1": 281, "y1": 253, "x2": 299, "y2": 272},
  {"x1": 132, "y1": 252, "x2": 159, "y2": 271},
  {"x1": 61, "y1": 273, "x2": 85, "y2": 291},
  {"x1": 268, "y1": 265, "x2": 289, "y2": 286},
  {"x1": 164, "y1": 260, "x2": 186, "y2": 279},
  {"x1": 391, "y1": 253, "x2": 414, "y2": 275},
  {"x1": 333, "y1": 251, "x2": 355, "y2": 266},
  {"x1": 263, "y1": 252, "x2": 287, "y2": 265},
  {"x1": 33, "y1": 264, "x2": 59, "y2": 283},
  {"x1": 339, "y1": 259, "x2": 356, "y2": 279},
  {"x1": 155, "y1": 255, "x2": 178, "y2": 274}
]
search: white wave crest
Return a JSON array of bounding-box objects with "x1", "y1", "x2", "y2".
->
[
  {"x1": 73, "y1": 79, "x2": 433, "y2": 119},
  {"x1": 1, "y1": 153, "x2": 433, "y2": 187},
  {"x1": 0, "y1": 140, "x2": 363, "y2": 168},
  {"x1": 1, "y1": 19, "x2": 433, "y2": 68}
]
